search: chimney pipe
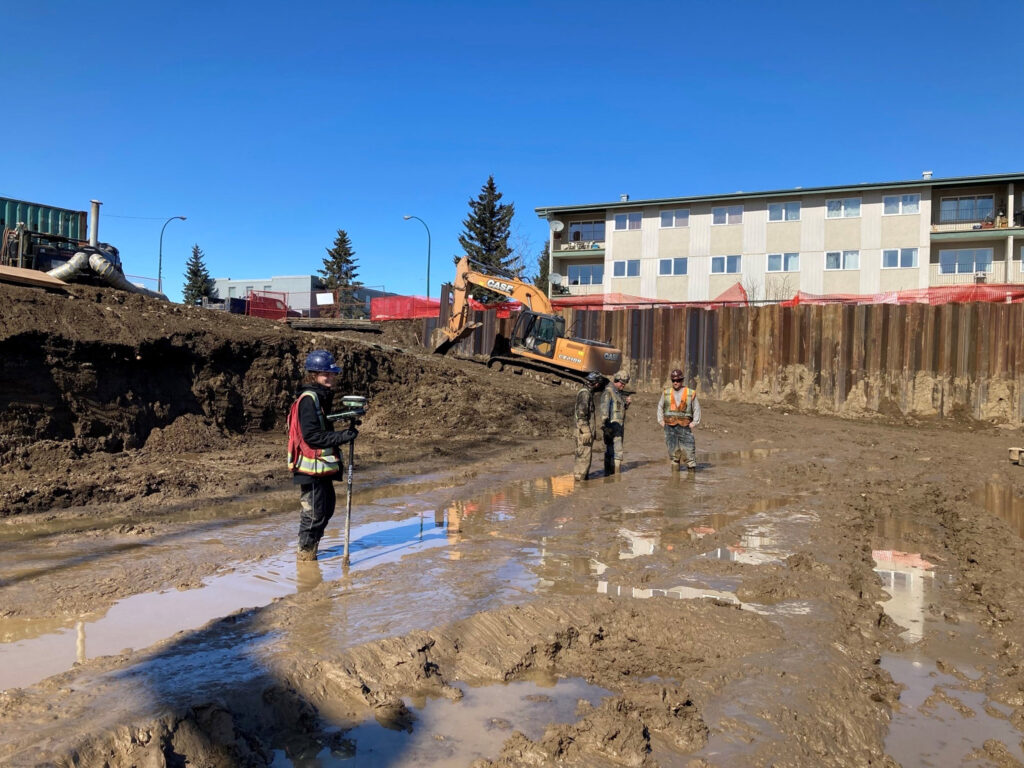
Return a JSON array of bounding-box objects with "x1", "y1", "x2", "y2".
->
[
  {"x1": 620, "y1": 193, "x2": 629, "y2": 202},
  {"x1": 922, "y1": 170, "x2": 933, "y2": 180},
  {"x1": 89, "y1": 200, "x2": 102, "y2": 246}
]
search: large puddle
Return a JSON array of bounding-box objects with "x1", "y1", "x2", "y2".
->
[
  {"x1": 269, "y1": 676, "x2": 611, "y2": 767},
  {"x1": 872, "y1": 505, "x2": 1024, "y2": 764},
  {"x1": 0, "y1": 448, "x2": 800, "y2": 692}
]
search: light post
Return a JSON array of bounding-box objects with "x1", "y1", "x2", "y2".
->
[
  {"x1": 158, "y1": 215, "x2": 186, "y2": 294},
  {"x1": 403, "y1": 215, "x2": 431, "y2": 298}
]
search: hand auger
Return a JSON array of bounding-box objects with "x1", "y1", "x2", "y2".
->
[{"x1": 328, "y1": 396, "x2": 367, "y2": 565}]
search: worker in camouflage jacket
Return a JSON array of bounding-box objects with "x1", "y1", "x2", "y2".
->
[
  {"x1": 600, "y1": 370, "x2": 632, "y2": 475},
  {"x1": 573, "y1": 372, "x2": 606, "y2": 481}
]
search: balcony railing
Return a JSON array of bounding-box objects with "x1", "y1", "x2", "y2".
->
[
  {"x1": 556, "y1": 241, "x2": 605, "y2": 253},
  {"x1": 931, "y1": 212, "x2": 1024, "y2": 232}
]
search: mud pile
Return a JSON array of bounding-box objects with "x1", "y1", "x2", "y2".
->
[{"x1": 0, "y1": 283, "x2": 571, "y2": 516}]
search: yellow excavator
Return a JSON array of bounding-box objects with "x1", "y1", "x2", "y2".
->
[{"x1": 432, "y1": 255, "x2": 622, "y2": 380}]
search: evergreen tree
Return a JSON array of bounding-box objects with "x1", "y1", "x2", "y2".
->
[
  {"x1": 534, "y1": 243, "x2": 550, "y2": 293},
  {"x1": 319, "y1": 229, "x2": 363, "y2": 318},
  {"x1": 182, "y1": 244, "x2": 213, "y2": 306},
  {"x1": 457, "y1": 175, "x2": 515, "y2": 301}
]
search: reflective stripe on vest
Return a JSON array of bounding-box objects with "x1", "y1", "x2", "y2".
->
[
  {"x1": 663, "y1": 386, "x2": 694, "y2": 426},
  {"x1": 287, "y1": 390, "x2": 341, "y2": 476}
]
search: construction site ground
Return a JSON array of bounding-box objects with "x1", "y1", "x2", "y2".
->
[{"x1": 1, "y1": 283, "x2": 1024, "y2": 767}]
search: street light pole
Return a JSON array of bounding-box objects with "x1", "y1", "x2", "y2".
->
[
  {"x1": 403, "y1": 215, "x2": 431, "y2": 298},
  {"x1": 158, "y1": 215, "x2": 187, "y2": 295}
]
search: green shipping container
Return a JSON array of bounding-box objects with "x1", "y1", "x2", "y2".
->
[{"x1": 0, "y1": 196, "x2": 88, "y2": 241}]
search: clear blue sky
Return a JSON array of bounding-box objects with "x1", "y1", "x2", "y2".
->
[{"x1": 3, "y1": 0, "x2": 1021, "y2": 302}]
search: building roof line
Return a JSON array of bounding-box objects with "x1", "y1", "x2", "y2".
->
[{"x1": 534, "y1": 171, "x2": 1024, "y2": 217}]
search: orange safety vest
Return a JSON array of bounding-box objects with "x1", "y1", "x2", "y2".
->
[
  {"x1": 286, "y1": 390, "x2": 341, "y2": 477},
  {"x1": 663, "y1": 386, "x2": 695, "y2": 427}
]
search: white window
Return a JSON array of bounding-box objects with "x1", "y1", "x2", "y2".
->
[
  {"x1": 825, "y1": 250, "x2": 859, "y2": 270},
  {"x1": 939, "y1": 195, "x2": 994, "y2": 223},
  {"x1": 613, "y1": 259, "x2": 640, "y2": 277},
  {"x1": 569, "y1": 220, "x2": 606, "y2": 242},
  {"x1": 882, "y1": 248, "x2": 919, "y2": 269},
  {"x1": 712, "y1": 205, "x2": 743, "y2": 225},
  {"x1": 768, "y1": 201, "x2": 801, "y2": 222},
  {"x1": 767, "y1": 252, "x2": 800, "y2": 272},
  {"x1": 939, "y1": 248, "x2": 993, "y2": 274},
  {"x1": 883, "y1": 194, "x2": 920, "y2": 215},
  {"x1": 826, "y1": 197, "x2": 861, "y2": 218},
  {"x1": 567, "y1": 264, "x2": 604, "y2": 285},
  {"x1": 227, "y1": 286, "x2": 236, "y2": 297},
  {"x1": 660, "y1": 209, "x2": 689, "y2": 228},
  {"x1": 614, "y1": 212, "x2": 642, "y2": 231},
  {"x1": 658, "y1": 257, "x2": 688, "y2": 275},
  {"x1": 711, "y1": 255, "x2": 741, "y2": 274}
]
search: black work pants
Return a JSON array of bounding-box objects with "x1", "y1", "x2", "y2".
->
[{"x1": 298, "y1": 476, "x2": 336, "y2": 550}]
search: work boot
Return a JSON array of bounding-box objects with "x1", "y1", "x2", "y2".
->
[
  {"x1": 297, "y1": 543, "x2": 318, "y2": 561},
  {"x1": 573, "y1": 473, "x2": 587, "y2": 481},
  {"x1": 604, "y1": 460, "x2": 614, "y2": 475},
  {"x1": 670, "y1": 460, "x2": 680, "y2": 471},
  {"x1": 686, "y1": 460, "x2": 697, "y2": 471}
]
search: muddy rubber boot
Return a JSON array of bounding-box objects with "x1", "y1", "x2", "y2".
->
[
  {"x1": 686, "y1": 460, "x2": 697, "y2": 471},
  {"x1": 614, "y1": 460, "x2": 622, "y2": 474},
  {"x1": 670, "y1": 460, "x2": 680, "y2": 471},
  {"x1": 297, "y1": 544, "x2": 318, "y2": 561},
  {"x1": 604, "y1": 460, "x2": 614, "y2": 475}
]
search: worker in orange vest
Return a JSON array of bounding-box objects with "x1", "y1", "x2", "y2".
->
[{"x1": 656, "y1": 368, "x2": 701, "y2": 471}]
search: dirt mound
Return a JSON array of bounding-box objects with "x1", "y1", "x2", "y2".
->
[{"x1": 0, "y1": 283, "x2": 573, "y2": 516}]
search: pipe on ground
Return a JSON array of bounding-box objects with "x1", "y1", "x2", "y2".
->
[{"x1": 47, "y1": 248, "x2": 168, "y2": 300}]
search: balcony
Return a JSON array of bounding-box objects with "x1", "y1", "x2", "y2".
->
[{"x1": 555, "y1": 240, "x2": 606, "y2": 256}]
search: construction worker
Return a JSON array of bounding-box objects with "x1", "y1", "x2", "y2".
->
[
  {"x1": 600, "y1": 370, "x2": 632, "y2": 474},
  {"x1": 657, "y1": 368, "x2": 701, "y2": 470},
  {"x1": 574, "y1": 371, "x2": 606, "y2": 481},
  {"x1": 286, "y1": 349, "x2": 358, "y2": 560}
]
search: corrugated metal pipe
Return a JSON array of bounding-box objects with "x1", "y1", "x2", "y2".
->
[{"x1": 47, "y1": 246, "x2": 168, "y2": 300}]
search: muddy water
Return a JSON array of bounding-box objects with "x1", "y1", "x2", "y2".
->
[
  {"x1": 269, "y1": 676, "x2": 611, "y2": 767},
  {"x1": 0, "y1": 448, "x2": 785, "y2": 691},
  {"x1": 872, "y1": 509, "x2": 1024, "y2": 765},
  {"x1": 971, "y1": 477, "x2": 1024, "y2": 538}
]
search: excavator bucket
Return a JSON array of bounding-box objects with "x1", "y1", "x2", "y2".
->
[{"x1": 432, "y1": 322, "x2": 481, "y2": 355}]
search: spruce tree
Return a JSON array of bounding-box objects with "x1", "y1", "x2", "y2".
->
[
  {"x1": 457, "y1": 175, "x2": 515, "y2": 301},
  {"x1": 319, "y1": 229, "x2": 363, "y2": 318},
  {"x1": 182, "y1": 244, "x2": 213, "y2": 306},
  {"x1": 534, "y1": 243, "x2": 550, "y2": 293}
]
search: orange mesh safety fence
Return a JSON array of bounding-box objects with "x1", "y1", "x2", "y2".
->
[
  {"x1": 370, "y1": 295, "x2": 440, "y2": 321},
  {"x1": 782, "y1": 284, "x2": 1024, "y2": 307}
]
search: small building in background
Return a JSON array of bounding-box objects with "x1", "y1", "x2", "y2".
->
[{"x1": 208, "y1": 274, "x2": 393, "y2": 317}]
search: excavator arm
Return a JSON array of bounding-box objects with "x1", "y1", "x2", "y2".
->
[{"x1": 433, "y1": 255, "x2": 553, "y2": 353}]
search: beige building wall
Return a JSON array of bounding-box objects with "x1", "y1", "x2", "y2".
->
[{"x1": 655, "y1": 276, "x2": 690, "y2": 300}]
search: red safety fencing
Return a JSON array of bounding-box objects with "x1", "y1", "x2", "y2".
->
[
  {"x1": 552, "y1": 284, "x2": 751, "y2": 311},
  {"x1": 247, "y1": 290, "x2": 290, "y2": 320},
  {"x1": 371, "y1": 295, "x2": 440, "y2": 321},
  {"x1": 782, "y1": 284, "x2": 1024, "y2": 307}
]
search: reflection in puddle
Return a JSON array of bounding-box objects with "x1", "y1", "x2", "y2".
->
[
  {"x1": 971, "y1": 479, "x2": 1024, "y2": 538},
  {"x1": 700, "y1": 525, "x2": 789, "y2": 565},
  {"x1": 270, "y1": 677, "x2": 610, "y2": 767},
  {"x1": 883, "y1": 654, "x2": 1024, "y2": 766},
  {"x1": 872, "y1": 550, "x2": 935, "y2": 643}
]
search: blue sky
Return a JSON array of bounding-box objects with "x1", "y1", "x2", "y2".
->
[{"x1": 3, "y1": 0, "x2": 1022, "y2": 302}]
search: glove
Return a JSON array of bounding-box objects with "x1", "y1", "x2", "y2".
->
[
  {"x1": 338, "y1": 428, "x2": 358, "y2": 443},
  {"x1": 601, "y1": 424, "x2": 613, "y2": 441}
]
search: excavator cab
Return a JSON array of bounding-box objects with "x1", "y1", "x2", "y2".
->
[{"x1": 512, "y1": 311, "x2": 563, "y2": 359}]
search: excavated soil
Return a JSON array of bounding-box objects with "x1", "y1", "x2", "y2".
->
[{"x1": 1, "y1": 282, "x2": 1024, "y2": 767}]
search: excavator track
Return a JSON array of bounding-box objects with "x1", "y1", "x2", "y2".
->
[{"x1": 483, "y1": 355, "x2": 589, "y2": 387}]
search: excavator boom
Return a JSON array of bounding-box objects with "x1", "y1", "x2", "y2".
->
[{"x1": 433, "y1": 256, "x2": 623, "y2": 378}]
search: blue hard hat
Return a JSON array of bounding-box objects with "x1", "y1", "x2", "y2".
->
[{"x1": 305, "y1": 349, "x2": 341, "y2": 373}]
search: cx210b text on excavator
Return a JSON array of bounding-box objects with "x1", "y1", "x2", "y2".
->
[{"x1": 432, "y1": 255, "x2": 622, "y2": 381}]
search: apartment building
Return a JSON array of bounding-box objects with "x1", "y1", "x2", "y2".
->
[{"x1": 535, "y1": 172, "x2": 1024, "y2": 302}]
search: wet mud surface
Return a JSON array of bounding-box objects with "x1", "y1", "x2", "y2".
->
[{"x1": 2, "y1": 284, "x2": 1024, "y2": 766}]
